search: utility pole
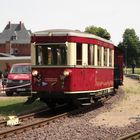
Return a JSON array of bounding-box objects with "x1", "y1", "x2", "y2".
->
[{"x1": 125, "y1": 45, "x2": 127, "y2": 74}]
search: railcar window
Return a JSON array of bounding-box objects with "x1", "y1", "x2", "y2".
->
[
  {"x1": 97, "y1": 47, "x2": 102, "y2": 66},
  {"x1": 36, "y1": 45, "x2": 67, "y2": 65},
  {"x1": 88, "y1": 44, "x2": 94, "y2": 65},
  {"x1": 104, "y1": 48, "x2": 107, "y2": 66},
  {"x1": 76, "y1": 43, "x2": 82, "y2": 65},
  {"x1": 36, "y1": 46, "x2": 43, "y2": 65},
  {"x1": 109, "y1": 49, "x2": 112, "y2": 66}
]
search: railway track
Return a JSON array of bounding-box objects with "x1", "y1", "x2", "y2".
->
[
  {"x1": 118, "y1": 130, "x2": 140, "y2": 140},
  {"x1": 0, "y1": 112, "x2": 68, "y2": 140},
  {"x1": 0, "y1": 106, "x2": 69, "y2": 140},
  {"x1": 0, "y1": 100, "x2": 105, "y2": 139},
  {"x1": 0, "y1": 108, "x2": 49, "y2": 129},
  {"x1": 0, "y1": 94, "x2": 113, "y2": 139}
]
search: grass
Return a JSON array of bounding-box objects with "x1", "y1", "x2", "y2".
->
[
  {"x1": 124, "y1": 86, "x2": 140, "y2": 95},
  {"x1": 125, "y1": 68, "x2": 140, "y2": 74},
  {"x1": 0, "y1": 97, "x2": 46, "y2": 119},
  {"x1": 123, "y1": 77, "x2": 140, "y2": 95}
]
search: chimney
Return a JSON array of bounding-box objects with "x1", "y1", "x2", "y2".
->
[
  {"x1": 19, "y1": 21, "x2": 22, "y2": 30},
  {"x1": 8, "y1": 21, "x2": 11, "y2": 29}
]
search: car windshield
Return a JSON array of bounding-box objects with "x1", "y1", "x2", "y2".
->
[{"x1": 11, "y1": 65, "x2": 31, "y2": 74}]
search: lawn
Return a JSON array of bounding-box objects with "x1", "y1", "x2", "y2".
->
[
  {"x1": 125, "y1": 67, "x2": 140, "y2": 74},
  {"x1": 0, "y1": 97, "x2": 46, "y2": 120},
  {"x1": 123, "y1": 76, "x2": 140, "y2": 95}
]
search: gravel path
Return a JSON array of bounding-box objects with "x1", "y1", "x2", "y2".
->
[{"x1": 4, "y1": 77, "x2": 140, "y2": 140}]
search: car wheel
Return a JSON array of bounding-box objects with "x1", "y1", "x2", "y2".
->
[{"x1": 6, "y1": 92, "x2": 13, "y2": 96}]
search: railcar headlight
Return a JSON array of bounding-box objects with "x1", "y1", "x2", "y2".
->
[
  {"x1": 32, "y1": 70, "x2": 38, "y2": 76},
  {"x1": 63, "y1": 71, "x2": 70, "y2": 76},
  {"x1": 63, "y1": 69, "x2": 71, "y2": 77}
]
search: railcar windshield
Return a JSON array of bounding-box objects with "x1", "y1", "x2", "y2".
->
[{"x1": 36, "y1": 44, "x2": 67, "y2": 65}]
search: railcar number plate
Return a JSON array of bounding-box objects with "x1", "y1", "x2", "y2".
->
[{"x1": 17, "y1": 88, "x2": 26, "y2": 91}]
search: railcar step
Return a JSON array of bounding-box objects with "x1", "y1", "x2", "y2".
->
[
  {"x1": 81, "y1": 103, "x2": 92, "y2": 106},
  {"x1": 78, "y1": 97, "x2": 90, "y2": 100}
]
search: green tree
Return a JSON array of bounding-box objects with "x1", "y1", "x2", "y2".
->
[
  {"x1": 118, "y1": 28, "x2": 140, "y2": 73},
  {"x1": 85, "y1": 25, "x2": 111, "y2": 40}
]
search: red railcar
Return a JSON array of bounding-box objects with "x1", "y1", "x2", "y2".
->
[
  {"x1": 114, "y1": 47, "x2": 124, "y2": 88},
  {"x1": 28, "y1": 29, "x2": 123, "y2": 107}
]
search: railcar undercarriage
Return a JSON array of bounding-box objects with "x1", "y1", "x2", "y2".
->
[{"x1": 26, "y1": 87, "x2": 115, "y2": 109}]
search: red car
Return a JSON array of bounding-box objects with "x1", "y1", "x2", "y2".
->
[{"x1": 6, "y1": 63, "x2": 31, "y2": 96}]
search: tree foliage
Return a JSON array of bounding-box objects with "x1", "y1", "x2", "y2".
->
[
  {"x1": 85, "y1": 25, "x2": 111, "y2": 40},
  {"x1": 118, "y1": 28, "x2": 140, "y2": 67}
]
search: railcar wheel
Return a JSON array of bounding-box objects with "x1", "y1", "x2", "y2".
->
[
  {"x1": 68, "y1": 97, "x2": 81, "y2": 108},
  {"x1": 43, "y1": 99, "x2": 56, "y2": 109},
  {"x1": 93, "y1": 98, "x2": 99, "y2": 103},
  {"x1": 114, "y1": 84, "x2": 119, "y2": 89},
  {"x1": 47, "y1": 102, "x2": 56, "y2": 109}
]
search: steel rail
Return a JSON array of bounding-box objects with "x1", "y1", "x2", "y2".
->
[
  {"x1": 117, "y1": 130, "x2": 140, "y2": 140},
  {"x1": 0, "y1": 108, "x2": 49, "y2": 130}
]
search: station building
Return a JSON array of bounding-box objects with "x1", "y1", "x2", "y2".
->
[{"x1": 0, "y1": 21, "x2": 32, "y2": 56}]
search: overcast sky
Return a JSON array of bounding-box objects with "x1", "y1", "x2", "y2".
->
[{"x1": 0, "y1": 0, "x2": 140, "y2": 45}]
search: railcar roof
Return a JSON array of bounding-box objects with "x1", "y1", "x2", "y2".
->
[{"x1": 33, "y1": 29, "x2": 113, "y2": 44}]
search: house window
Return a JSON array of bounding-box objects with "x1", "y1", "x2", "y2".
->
[
  {"x1": 13, "y1": 48, "x2": 18, "y2": 55},
  {"x1": 11, "y1": 36, "x2": 17, "y2": 40}
]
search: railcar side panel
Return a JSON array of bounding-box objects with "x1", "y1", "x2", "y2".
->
[
  {"x1": 114, "y1": 47, "x2": 124, "y2": 85},
  {"x1": 32, "y1": 67, "x2": 114, "y2": 94}
]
